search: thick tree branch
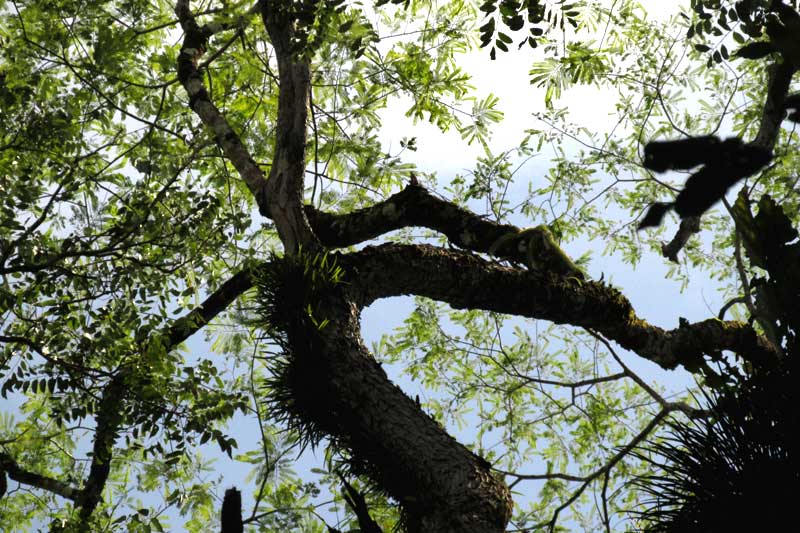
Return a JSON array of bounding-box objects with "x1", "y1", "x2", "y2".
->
[
  {"x1": 306, "y1": 184, "x2": 583, "y2": 278},
  {"x1": 305, "y1": 185, "x2": 478, "y2": 248},
  {"x1": 77, "y1": 375, "x2": 124, "y2": 525},
  {"x1": 0, "y1": 452, "x2": 81, "y2": 501},
  {"x1": 754, "y1": 61, "x2": 797, "y2": 149},
  {"x1": 258, "y1": 0, "x2": 318, "y2": 253},
  {"x1": 344, "y1": 244, "x2": 780, "y2": 372},
  {"x1": 174, "y1": 0, "x2": 270, "y2": 215},
  {"x1": 175, "y1": 0, "x2": 317, "y2": 253},
  {"x1": 165, "y1": 268, "x2": 253, "y2": 346},
  {"x1": 277, "y1": 288, "x2": 512, "y2": 532}
]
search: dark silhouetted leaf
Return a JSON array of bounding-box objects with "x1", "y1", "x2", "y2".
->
[{"x1": 507, "y1": 14, "x2": 524, "y2": 30}]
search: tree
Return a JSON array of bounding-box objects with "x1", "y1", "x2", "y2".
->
[{"x1": 0, "y1": 0, "x2": 796, "y2": 531}]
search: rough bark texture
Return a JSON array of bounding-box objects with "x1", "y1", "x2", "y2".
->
[
  {"x1": 343, "y1": 244, "x2": 780, "y2": 372},
  {"x1": 282, "y1": 288, "x2": 512, "y2": 532},
  {"x1": 306, "y1": 184, "x2": 583, "y2": 278},
  {"x1": 175, "y1": 0, "x2": 271, "y2": 214},
  {"x1": 168, "y1": 1, "x2": 786, "y2": 531}
]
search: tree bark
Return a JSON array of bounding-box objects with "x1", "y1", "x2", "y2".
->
[
  {"x1": 173, "y1": 2, "x2": 781, "y2": 531},
  {"x1": 343, "y1": 243, "x2": 780, "y2": 372},
  {"x1": 276, "y1": 285, "x2": 512, "y2": 532}
]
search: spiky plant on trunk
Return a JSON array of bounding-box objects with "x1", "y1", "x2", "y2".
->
[{"x1": 632, "y1": 360, "x2": 799, "y2": 532}]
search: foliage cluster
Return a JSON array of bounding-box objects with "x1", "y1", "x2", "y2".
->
[{"x1": 0, "y1": 0, "x2": 798, "y2": 531}]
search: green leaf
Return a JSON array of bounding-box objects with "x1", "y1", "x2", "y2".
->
[{"x1": 507, "y1": 15, "x2": 525, "y2": 31}]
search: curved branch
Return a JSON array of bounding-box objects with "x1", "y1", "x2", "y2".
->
[
  {"x1": 306, "y1": 184, "x2": 509, "y2": 248},
  {"x1": 344, "y1": 243, "x2": 780, "y2": 372},
  {"x1": 0, "y1": 452, "x2": 80, "y2": 501},
  {"x1": 588, "y1": 331, "x2": 707, "y2": 419},
  {"x1": 307, "y1": 184, "x2": 583, "y2": 278},
  {"x1": 274, "y1": 285, "x2": 513, "y2": 532}
]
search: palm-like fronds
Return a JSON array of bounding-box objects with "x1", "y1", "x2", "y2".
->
[
  {"x1": 632, "y1": 363, "x2": 799, "y2": 532},
  {"x1": 253, "y1": 250, "x2": 346, "y2": 450}
]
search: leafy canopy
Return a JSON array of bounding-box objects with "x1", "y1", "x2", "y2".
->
[{"x1": 1, "y1": 0, "x2": 798, "y2": 531}]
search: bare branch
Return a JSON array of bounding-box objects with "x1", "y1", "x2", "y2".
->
[
  {"x1": 509, "y1": 408, "x2": 672, "y2": 533},
  {"x1": 588, "y1": 331, "x2": 707, "y2": 419},
  {"x1": 661, "y1": 215, "x2": 700, "y2": 263},
  {"x1": 0, "y1": 452, "x2": 81, "y2": 501}
]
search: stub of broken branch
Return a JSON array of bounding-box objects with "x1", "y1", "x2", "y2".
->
[{"x1": 661, "y1": 215, "x2": 701, "y2": 263}]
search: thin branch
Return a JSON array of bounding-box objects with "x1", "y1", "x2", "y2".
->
[
  {"x1": 589, "y1": 330, "x2": 707, "y2": 419},
  {"x1": 527, "y1": 408, "x2": 671, "y2": 533}
]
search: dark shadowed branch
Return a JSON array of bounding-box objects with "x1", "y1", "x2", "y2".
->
[
  {"x1": 344, "y1": 243, "x2": 780, "y2": 373},
  {"x1": 307, "y1": 184, "x2": 583, "y2": 278},
  {"x1": 659, "y1": 59, "x2": 797, "y2": 260},
  {"x1": 0, "y1": 452, "x2": 81, "y2": 501}
]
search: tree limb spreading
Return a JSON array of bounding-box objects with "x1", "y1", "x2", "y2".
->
[
  {"x1": 344, "y1": 243, "x2": 780, "y2": 372},
  {"x1": 165, "y1": 268, "x2": 253, "y2": 347},
  {"x1": 0, "y1": 452, "x2": 81, "y2": 502},
  {"x1": 306, "y1": 184, "x2": 583, "y2": 278}
]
